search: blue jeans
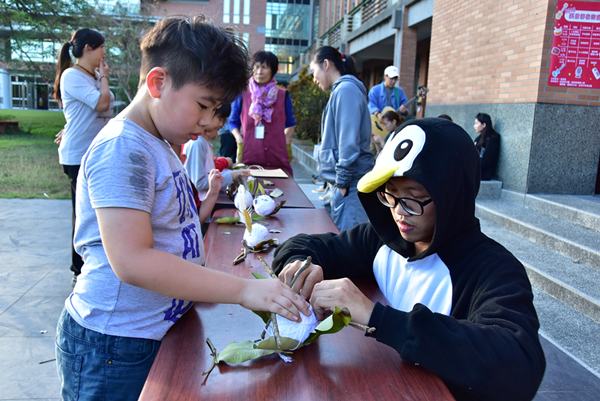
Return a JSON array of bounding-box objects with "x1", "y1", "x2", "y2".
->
[
  {"x1": 55, "y1": 308, "x2": 161, "y2": 401},
  {"x1": 327, "y1": 182, "x2": 370, "y2": 232}
]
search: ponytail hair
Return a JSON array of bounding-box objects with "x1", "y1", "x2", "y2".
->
[
  {"x1": 474, "y1": 112, "x2": 498, "y2": 150},
  {"x1": 311, "y1": 46, "x2": 358, "y2": 78},
  {"x1": 53, "y1": 28, "x2": 105, "y2": 103}
]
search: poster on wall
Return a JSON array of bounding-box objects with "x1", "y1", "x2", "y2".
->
[{"x1": 548, "y1": 0, "x2": 600, "y2": 88}]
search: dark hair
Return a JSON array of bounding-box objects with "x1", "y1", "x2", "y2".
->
[
  {"x1": 252, "y1": 51, "x2": 279, "y2": 81},
  {"x1": 311, "y1": 46, "x2": 358, "y2": 78},
  {"x1": 139, "y1": 15, "x2": 251, "y2": 104},
  {"x1": 382, "y1": 110, "x2": 403, "y2": 127},
  {"x1": 53, "y1": 28, "x2": 105, "y2": 103},
  {"x1": 474, "y1": 113, "x2": 498, "y2": 150},
  {"x1": 214, "y1": 103, "x2": 231, "y2": 120},
  {"x1": 437, "y1": 114, "x2": 453, "y2": 122}
]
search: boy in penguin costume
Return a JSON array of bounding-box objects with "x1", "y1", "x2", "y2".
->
[{"x1": 272, "y1": 118, "x2": 545, "y2": 400}]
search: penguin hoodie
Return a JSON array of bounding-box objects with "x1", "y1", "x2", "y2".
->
[{"x1": 273, "y1": 118, "x2": 545, "y2": 400}]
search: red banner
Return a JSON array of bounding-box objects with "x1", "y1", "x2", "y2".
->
[{"x1": 548, "y1": 0, "x2": 600, "y2": 88}]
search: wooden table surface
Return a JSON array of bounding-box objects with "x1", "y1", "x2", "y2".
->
[
  {"x1": 215, "y1": 177, "x2": 315, "y2": 209},
  {"x1": 140, "y1": 209, "x2": 454, "y2": 401}
]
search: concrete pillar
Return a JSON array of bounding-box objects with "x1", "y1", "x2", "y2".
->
[{"x1": 393, "y1": 6, "x2": 418, "y2": 98}]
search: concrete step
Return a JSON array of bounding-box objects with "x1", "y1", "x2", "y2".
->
[
  {"x1": 476, "y1": 180, "x2": 502, "y2": 200},
  {"x1": 476, "y1": 197, "x2": 600, "y2": 271},
  {"x1": 480, "y1": 219, "x2": 600, "y2": 323},
  {"x1": 533, "y1": 287, "x2": 600, "y2": 378},
  {"x1": 524, "y1": 194, "x2": 600, "y2": 233},
  {"x1": 479, "y1": 219, "x2": 600, "y2": 377}
]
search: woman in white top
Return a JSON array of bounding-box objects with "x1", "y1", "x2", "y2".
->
[{"x1": 53, "y1": 28, "x2": 114, "y2": 280}]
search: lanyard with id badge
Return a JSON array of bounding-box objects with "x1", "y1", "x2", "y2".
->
[{"x1": 255, "y1": 124, "x2": 265, "y2": 139}]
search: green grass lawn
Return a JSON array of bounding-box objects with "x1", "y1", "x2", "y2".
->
[{"x1": 0, "y1": 110, "x2": 69, "y2": 199}]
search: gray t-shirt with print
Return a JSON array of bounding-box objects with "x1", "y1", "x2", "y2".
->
[{"x1": 67, "y1": 118, "x2": 205, "y2": 341}]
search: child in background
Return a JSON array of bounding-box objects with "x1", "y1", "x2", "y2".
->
[
  {"x1": 56, "y1": 15, "x2": 310, "y2": 401},
  {"x1": 182, "y1": 103, "x2": 250, "y2": 201},
  {"x1": 371, "y1": 109, "x2": 404, "y2": 155}
]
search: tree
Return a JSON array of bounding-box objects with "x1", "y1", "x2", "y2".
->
[
  {"x1": 288, "y1": 65, "x2": 329, "y2": 144},
  {"x1": 0, "y1": 1, "x2": 156, "y2": 104}
]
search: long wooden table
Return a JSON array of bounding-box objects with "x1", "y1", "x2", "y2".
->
[
  {"x1": 215, "y1": 177, "x2": 314, "y2": 209},
  {"x1": 140, "y1": 209, "x2": 454, "y2": 400}
]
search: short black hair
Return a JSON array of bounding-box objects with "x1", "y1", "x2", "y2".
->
[
  {"x1": 437, "y1": 114, "x2": 453, "y2": 122},
  {"x1": 252, "y1": 51, "x2": 279, "y2": 80},
  {"x1": 139, "y1": 15, "x2": 251, "y2": 103},
  {"x1": 214, "y1": 103, "x2": 231, "y2": 120}
]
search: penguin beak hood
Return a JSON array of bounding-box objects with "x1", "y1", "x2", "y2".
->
[{"x1": 358, "y1": 124, "x2": 427, "y2": 194}]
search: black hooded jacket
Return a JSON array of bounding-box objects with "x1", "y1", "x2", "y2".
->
[{"x1": 273, "y1": 118, "x2": 545, "y2": 400}]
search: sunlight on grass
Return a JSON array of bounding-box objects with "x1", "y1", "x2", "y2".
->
[{"x1": 0, "y1": 111, "x2": 70, "y2": 198}]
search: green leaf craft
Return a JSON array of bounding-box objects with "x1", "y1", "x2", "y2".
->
[
  {"x1": 210, "y1": 307, "x2": 351, "y2": 365},
  {"x1": 215, "y1": 215, "x2": 269, "y2": 224}
]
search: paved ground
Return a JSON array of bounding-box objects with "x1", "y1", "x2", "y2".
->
[{"x1": 1, "y1": 161, "x2": 599, "y2": 400}]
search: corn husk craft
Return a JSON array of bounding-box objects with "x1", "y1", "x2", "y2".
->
[
  {"x1": 220, "y1": 176, "x2": 285, "y2": 228},
  {"x1": 202, "y1": 258, "x2": 359, "y2": 381},
  {"x1": 230, "y1": 185, "x2": 282, "y2": 265}
]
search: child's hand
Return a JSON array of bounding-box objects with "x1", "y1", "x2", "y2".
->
[
  {"x1": 278, "y1": 259, "x2": 323, "y2": 299},
  {"x1": 310, "y1": 278, "x2": 375, "y2": 325},
  {"x1": 231, "y1": 169, "x2": 251, "y2": 180},
  {"x1": 225, "y1": 157, "x2": 233, "y2": 168},
  {"x1": 371, "y1": 134, "x2": 385, "y2": 147},
  {"x1": 207, "y1": 169, "x2": 223, "y2": 192},
  {"x1": 239, "y1": 278, "x2": 312, "y2": 322}
]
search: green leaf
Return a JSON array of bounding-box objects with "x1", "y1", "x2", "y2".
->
[
  {"x1": 216, "y1": 215, "x2": 268, "y2": 224},
  {"x1": 303, "y1": 307, "x2": 351, "y2": 345},
  {"x1": 251, "y1": 310, "x2": 271, "y2": 324},
  {"x1": 269, "y1": 188, "x2": 283, "y2": 198},
  {"x1": 251, "y1": 272, "x2": 268, "y2": 280},
  {"x1": 248, "y1": 179, "x2": 255, "y2": 194},
  {"x1": 258, "y1": 183, "x2": 265, "y2": 195},
  {"x1": 257, "y1": 336, "x2": 300, "y2": 351},
  {"x1": 216, "y1": 341, "x2": 284, "y2": 364},
  {"x1": 262, "y1": 180, "x2": 274, "y2": 186}
]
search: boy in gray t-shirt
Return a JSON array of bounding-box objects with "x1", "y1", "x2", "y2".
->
[{"x1": 56, "y1": 15, "x2": 310, "y2": 401}]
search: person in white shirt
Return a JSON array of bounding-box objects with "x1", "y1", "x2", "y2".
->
[{"x1": 53, "y1": 28, "x2": 114, "y2": 282}]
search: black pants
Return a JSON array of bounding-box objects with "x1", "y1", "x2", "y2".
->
[
  {"x1": 219, "y1": 131, "x2": 237, "y2": 162},
  {"x1": 62, "y1": 165, "x2": 84, "y2": 276}
]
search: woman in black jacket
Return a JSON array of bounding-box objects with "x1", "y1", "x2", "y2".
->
[{"x1": 473, "y1": 113, "x2": 500, "y2": 181}]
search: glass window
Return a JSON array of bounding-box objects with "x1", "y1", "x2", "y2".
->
[
  {"x1": 223, "y1": 0, "x2": 231, "y2": 23},
  {"x1": 233, "y1": 0, "x2": 241, "y2": 24},
  {"x1": 243, "y1": 0, "x2": 251, "y2": 24}
]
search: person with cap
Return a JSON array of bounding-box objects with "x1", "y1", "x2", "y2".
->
[
  {"x1": 368, "y1": 66, "x2": 409, "y2": 121},
  {"x1": 271, "y1": 118, "x2": 546, "y2": 401}
]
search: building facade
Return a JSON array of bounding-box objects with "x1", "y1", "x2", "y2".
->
[{"x1": 295, "y1": 0, "x2": 599, "y2": 195}]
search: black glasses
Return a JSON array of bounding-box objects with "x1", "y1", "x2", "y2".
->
[{"x1": 376, "y1": 191, "x2": 433, "y2": 216}]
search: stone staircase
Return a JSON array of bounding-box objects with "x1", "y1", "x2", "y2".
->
[{"x1": 476, "y1": 183, "x2": 600, "y2": 376}]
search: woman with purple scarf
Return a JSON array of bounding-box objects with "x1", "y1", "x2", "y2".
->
[{"x1": 230, "y1": 51, "x2": 296, "y2": 176}]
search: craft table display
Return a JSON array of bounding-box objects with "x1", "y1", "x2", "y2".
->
[
  {"x1": 140, "y1": 209, "x2": 454, "y2": 400},
  {"x1": 215, "y1": 177, "x2": 315, "y2": 209}
]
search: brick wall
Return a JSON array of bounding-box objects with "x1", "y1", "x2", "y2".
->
[
  {"x1": 144, "y1": 0, "x2": 266, "y2": 54},
  {"x1": 428, "y1": 0, "x2": 600, "y2": 106}
]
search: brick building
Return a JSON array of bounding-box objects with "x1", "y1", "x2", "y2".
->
[{"x1": 296, "y1": 0, "x2": 600, "y2": 195}]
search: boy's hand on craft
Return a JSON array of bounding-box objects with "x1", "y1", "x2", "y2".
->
[
  {"x1": 279, "y1": 260, "x2": 323, "y2": 299},
  {"x1": 310, "y1": 278, "x2": 374, "y2": 325},
  {"x1": 240, "y1": 278, "x2": 312, "y2": 321}
]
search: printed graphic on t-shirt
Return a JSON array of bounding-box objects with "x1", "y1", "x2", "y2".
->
[{"x1": 163, "y1": 168, "x2": 200, "y2": 323}]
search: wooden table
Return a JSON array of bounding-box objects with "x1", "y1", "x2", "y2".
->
[
  {"x1": 215, "y1": 177, "x2": 314, "y2": 209},
  {"x1": 140, "y1": 209, "x2": 454, "y2": 400}
]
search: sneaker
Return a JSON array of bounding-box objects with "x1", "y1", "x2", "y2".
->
[{"x1": 312, "y1": 187, "x2": 326, "y2": 193}]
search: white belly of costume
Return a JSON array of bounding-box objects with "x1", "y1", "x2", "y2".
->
[{"x1": 373, "y1": 246, "x2": 453, "y2": 315}]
